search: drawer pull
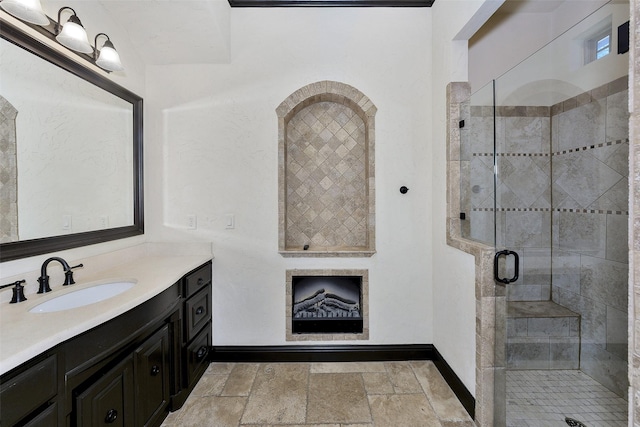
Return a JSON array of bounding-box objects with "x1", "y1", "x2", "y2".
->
[
  {"x1": 151, "y1": 365, "x2": 160, "y2": 376},
  {"x1": 197, "y1": 278, "x2": 204, "y2": 286},
  {"x1": 195, "y1": 306, "x2": 205, "y2": 315},
  {"x1": 105, "y1": 409, "x2": 118, "y2": 424},
  {"x1": 196, "y1": 346, "x2": 208, "y2": 360}
]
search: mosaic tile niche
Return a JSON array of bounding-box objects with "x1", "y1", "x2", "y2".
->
[
  {"x1": 277, "y1": 81, "x2": 376, "y2": 257},
  {"x1": 0, "y1": 95, "x2": 18, "y2": 243}
]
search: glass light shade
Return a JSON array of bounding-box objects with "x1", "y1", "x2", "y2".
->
[
  {"x1": 0, "y1": 0, "x2": 49, "y2": 25},
  {"x1": 56, "y1": 19, "x2": 93, "y2": 53},
  {"x1": 96, "y1": 41, "x2": 124, "y2": 71}
]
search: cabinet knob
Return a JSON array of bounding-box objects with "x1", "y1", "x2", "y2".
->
[
  {"x1": 105, "y1": 409, "x2": 118, "y2": 424},
  {"x1": 195, "y1": 306, "x2": 205, "y2": 315},
  {"x1": 151, "y1": 365, "x2": 160, "y2": 376},
  {"x1": 197, "y1": 277, "x2": 204, "y2": 286},
  {"x1": 196, "y1": 346, "x2": 208, "y2": 360}
]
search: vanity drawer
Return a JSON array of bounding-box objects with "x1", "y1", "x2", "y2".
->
[
  {"x1": 0, "y1": 354, "x2": 57, "y2": 427},
  {"x1": 185, "y1": 323, "x2": 211, "y2": 386},
  {"x1": 184, "y1": 262, "x2": 212, "y2": 299},
  {"x1": 23, "y1": 402, "x2": 57, "y2": 427},
  {"x1": 185, "y1": 286, "x2": 211, "y2": 342}
]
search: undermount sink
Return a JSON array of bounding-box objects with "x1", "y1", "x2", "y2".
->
[{"x1": 29, "y1": 281, "x2": 136, "y2": 313}]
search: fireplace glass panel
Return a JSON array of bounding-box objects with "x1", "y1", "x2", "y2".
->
[{"x1": 292, "y1": 276, "x2": 363, "y2": 334}]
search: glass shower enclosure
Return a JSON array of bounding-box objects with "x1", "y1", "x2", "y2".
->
[{"x1": 461, "y1": 2, "x2": 630, "y2": 425}]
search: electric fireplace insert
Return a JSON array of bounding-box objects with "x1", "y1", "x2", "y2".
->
[{"x1": 292, "y1": 275, "x2": 363, "y2": 334}]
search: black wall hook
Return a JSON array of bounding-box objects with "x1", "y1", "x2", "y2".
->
[{"x1": 399, "y1": 186, "x2": 409, "y2": 194}]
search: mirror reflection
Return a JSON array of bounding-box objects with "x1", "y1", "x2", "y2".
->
[
  {"x1": 1, "y1": 38, "x2": 134, "y2": 243},
  {"x1": 0, "y1": 21, "x2": 143, "y2": 261}
]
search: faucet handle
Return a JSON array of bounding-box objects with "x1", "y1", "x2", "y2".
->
[
  {"x1": 64, "y1": 263, "x2": 84, "y2": 286},
  {"x1": 0, "y1": 280, "x2": 28, "y2": 304}
]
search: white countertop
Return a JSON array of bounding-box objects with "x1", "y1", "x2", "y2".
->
[{"x1": 0, "y1": 252, "x2": 212, "y2": 376}]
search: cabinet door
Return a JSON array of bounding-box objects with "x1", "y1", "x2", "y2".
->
[
  {"x1": 135, "y1": 325, "x2": 170, "y2": 427},
  {"x1": 75, "y1": 356, "x2": 134, "y2": 426}
]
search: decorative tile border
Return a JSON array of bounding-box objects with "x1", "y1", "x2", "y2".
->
[
  {"x1": 551, "y1": 75, "x2": 628, "y2": 116},
  {"x1": 473, "y1": 153, "x2": 550, "y2": 157},
  {"x1": 285, "y1": 269, "x2": 369, "y2": 342},
  {"x1": 552, "y1": 138, "x2": 629, "y2": 156},
  {"x1": 472, "y1": 207, "x2": 628, "y2": 215},
  {"x1": 471, "y1": 105, "x2": 550, "y2": 117}
]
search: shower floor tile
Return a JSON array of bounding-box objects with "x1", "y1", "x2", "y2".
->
[{"x1": 507, "y1": 370, "x2": 628, "y2": 427}]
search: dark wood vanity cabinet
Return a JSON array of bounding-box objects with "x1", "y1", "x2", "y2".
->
[
  {"x1": 134, "y1": 324, "x2": 171, "y2": 427},
  {"x1": 0, "y1": 353, "x2": 58, "y2": 426},
  {"x1": 75, "y1": 355, "x2": 135, "y2": 426},
  {"x1": 172, "y1": 262, "x2": 212, "y2": 409},
  {"x1": 0, "y1": 260, "x2": 212, "y2": 427}
]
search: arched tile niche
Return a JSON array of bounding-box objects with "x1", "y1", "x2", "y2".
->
[
  {"x1": 0, "y1": 95, "x2": 18, "y2": 243},
  {"x1": 277, "y1": 81, "x2": 376, "y2": 257}
]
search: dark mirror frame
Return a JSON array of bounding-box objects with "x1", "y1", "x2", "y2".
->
[{"x1": 0, "y1": 20, "x2": 144, "y2": 262}]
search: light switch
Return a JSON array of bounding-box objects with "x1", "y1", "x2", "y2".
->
[
  {"x1": 62, "y1": 215, "x2": 72, "y2": 230},
  {"x1": 225, "y1": 214, "x2": 235, "y2": 229},
  {"x1": 187, "y1": 215, "x2": 197, "y2": 229}
]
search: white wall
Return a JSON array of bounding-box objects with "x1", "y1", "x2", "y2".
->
[
  {"x1": 469, "y1": 0, "x2": 610, "y2": 92},
  {"x1": 145, "y1": 8, "x2": 434, "y2": 346},
  {"x1": 493, "y1": 2, "x2": 630, "y2": 106},
  {"x1": 431, "y1": 0, "x2": 494, "y2": 396}
]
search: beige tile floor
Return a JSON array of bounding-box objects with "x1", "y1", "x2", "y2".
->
[{"x1": 162, "y1": 361, "x2": 475, "y2": 427}]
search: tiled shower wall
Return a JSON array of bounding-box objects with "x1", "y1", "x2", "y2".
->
[
  {"x1": 0, "y1": 95, "x2": 18, "y2": 243},
  {"x1": 550, "y1": 77, "x2": 629, "y2": 397},
  {"x1": 462, "y1": 77, "x2": 629, "y2": 397},
  {"x1": 464, "y1": 105, "x2": 553, "y2": 302}
]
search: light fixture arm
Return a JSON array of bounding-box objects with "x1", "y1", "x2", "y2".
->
[
  {"x1": 94, "y1": 32, "x2": 109, "y2": 60},
  {"x1": 56, "y1": 6, "x2": 79, "y2": 34}
]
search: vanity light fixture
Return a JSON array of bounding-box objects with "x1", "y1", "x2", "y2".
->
[
  {"x1": 94, "y1": 33, "x2": 123, "y2": 72},
  {"x1": 0, "y1": 1, "x2": 125, "y2": 71},
  {"x1": 0, "y1": 0, "x2": 48, "y2": 25},
  {"x1": 55, "y1": 7, "x2": 92, "y2": 54}
]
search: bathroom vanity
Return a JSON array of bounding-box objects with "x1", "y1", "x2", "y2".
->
[{"x1": 0, "y1": 258, "x2": 212, "y2": 427}]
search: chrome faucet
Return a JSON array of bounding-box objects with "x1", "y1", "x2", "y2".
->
[{"x1": 37, "y1": 257, "x2": 83, "y2": 293}]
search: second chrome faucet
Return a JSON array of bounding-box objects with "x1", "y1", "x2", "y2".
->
[{"x1": 37, "y1": 257, "x2": 84, "y2": 294}]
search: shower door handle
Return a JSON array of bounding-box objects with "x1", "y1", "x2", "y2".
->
[{"x1": 494, "y1": 250, "x2": 519, "y2": 284}]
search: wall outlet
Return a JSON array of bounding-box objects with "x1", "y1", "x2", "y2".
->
[{"x1": 187, "y1": 215, "x2": 197, "y2": 230}]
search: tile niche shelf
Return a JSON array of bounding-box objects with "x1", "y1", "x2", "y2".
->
[{"x1": 277, "y1": 81, "x2": 377, "y2": 258}]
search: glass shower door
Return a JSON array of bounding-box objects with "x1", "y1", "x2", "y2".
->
[{"x1": 488, "y1": 2, "x2": 630, "y2": 426}]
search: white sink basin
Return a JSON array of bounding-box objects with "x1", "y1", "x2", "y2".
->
[{"x1": 29, "y1": 281, "x2": 136, "y2": 313}]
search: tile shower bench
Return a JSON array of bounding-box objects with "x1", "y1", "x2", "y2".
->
[{"x1": 506, "y1": 301, "x2": 580, "y2": 369}]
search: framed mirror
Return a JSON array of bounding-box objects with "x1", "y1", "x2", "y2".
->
[{"x1": 0, "y1": 19, "x2": 143, "y2": 262}]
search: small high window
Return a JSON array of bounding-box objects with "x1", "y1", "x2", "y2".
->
[{"x1": 585, "y1": 26, "x2": 612, "y2": 64}]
